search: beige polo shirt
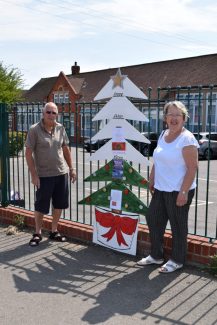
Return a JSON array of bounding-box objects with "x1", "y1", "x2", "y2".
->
[{"x1": 25, "y1": 119, "x2": 69, "y2": 177}]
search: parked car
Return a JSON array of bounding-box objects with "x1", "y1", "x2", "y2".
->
[
  {"x1": 84, "y1": 132, "x2": 159, "y2": 156},
  {"x1": 193, "y1": 132, "x2": 217, "y2": 160},
  {"x1": 83, "y1": 138, "x2": 109, "y2": 152},
  {"x1": 131, "y1": 132, "x2": 158, "y2": 156}
]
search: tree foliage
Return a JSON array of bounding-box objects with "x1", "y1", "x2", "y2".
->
[{"x1": 0, "y1": 61, "x2": 24, "y2": 103}]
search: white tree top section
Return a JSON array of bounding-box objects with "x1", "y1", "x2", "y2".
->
[
  {"x1": 92, "y1": 96, "x2": 148, "y2": 122},
  {"x1": 92, "y1": 119, "x2": 150, "y2": 143},
  {"x1": 94, "y1": 68, "x2": 147, "y2": 101},
  {"x1": 87, "y1": 139, "x2": 151, "y2": 166}
]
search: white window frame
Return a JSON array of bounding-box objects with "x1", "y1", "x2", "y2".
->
[
  {"x1": 80, "y1": 107, "x2": 98, "y2": 137},
  {"x1": 206, "y1": 93, "x2": 217, "y2": 132},
  {"x1": 53, "y1": 91, "x2": 69, "y2": 104},
  {"x1": 176, "y1": 93, "x2": 203, "y2": 132}
]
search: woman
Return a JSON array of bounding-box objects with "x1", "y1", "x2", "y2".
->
[{"x1": 137, "y1": 101, "x2": 199, "y2": 273}]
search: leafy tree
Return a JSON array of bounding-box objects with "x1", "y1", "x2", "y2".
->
[{"x1": 0, "y1": 61, "x2": 24, "y2": 103}]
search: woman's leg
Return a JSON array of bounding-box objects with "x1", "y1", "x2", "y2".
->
[
  {"x1": 165, "y1": 190, "x2": 195, "y2": 264},
  {"x1": 146, "y1": 190, "x2": 168, "y2": 260}
]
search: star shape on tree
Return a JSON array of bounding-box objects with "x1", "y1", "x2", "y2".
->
[{"x1": 111, "y1": 68, "x2": 127, "y2": 89}]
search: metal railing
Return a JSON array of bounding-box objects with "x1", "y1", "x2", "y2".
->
[{"x1": 0, "y1": 85, "x2": 217, "y2": 241}]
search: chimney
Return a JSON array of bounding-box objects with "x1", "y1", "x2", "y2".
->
[{"x1": 71, "y1": 61, "x2": 80, "y2": 75}]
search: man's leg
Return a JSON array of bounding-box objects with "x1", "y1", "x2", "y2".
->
[
  {"x1": 35, "y1": 211, "x2": 44, "y2": 234},
  {"x1": 51, "y1": 208, "x2": 62, "y2": 232},
  {"x1": 29, "y1": 211, "x2": 44, "y2": 246},
  {"x1": 49, "y1": 174, "x2": 68, "y2": 241},
  {"x1": 49, "y1": 208, "x2": 66, "y2": 241},
  {"x1": 29, "y1": 177, "x2": 53, "y2": 245},
  {"x1": 51, "y1": 174, "x2": 69, "y2": 233}
]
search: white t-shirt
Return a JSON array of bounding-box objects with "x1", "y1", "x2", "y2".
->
[{"x1": 153, "y1": 128, "x2": 199, "y2": 192}]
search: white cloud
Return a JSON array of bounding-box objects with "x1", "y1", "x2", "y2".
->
[
  {"x1": 0, "y1": 0, "x2": 81, "y2": 41},
  {"x1": 88, "y1": 0, "x2": 217, "y2": 34},
  {"x1": 1, "y1": 0, "x2": 217, "y2": 42},
  {"x1": 1, "y1": 0, "x2": 217, "y2": 88}
]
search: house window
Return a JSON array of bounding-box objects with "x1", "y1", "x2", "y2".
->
[
  {"x1": 8, "y1": 114, "x2": 13, "y2": 130},
  {"x1": 141, "y1": 106, "x2": 164, "y2": 133},
  {"x1": 53, "y1": 92, "x2": 69, "y2": 104},
  {"x1": 80, "y1": 108, "x2": 98, "y2": 137},
  {"x1": 16, "y1": 105, "x2": 43, "y2": 131},
  {"x1": 177, "y1": 94, "x2": 203, "y2": 132},
  {"x1": 59, "y1": 113, "x2": 74, "y2": 138},
  {"x1": 207, "y1": 93, "x2": 217, "y2": 132}
]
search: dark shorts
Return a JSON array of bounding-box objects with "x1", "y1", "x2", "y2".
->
[{"x1": 35, "y1": 174, "x2": 69, "y2": 214}]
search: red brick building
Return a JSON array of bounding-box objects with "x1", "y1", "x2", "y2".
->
[{"x1": 23, "y1": 54, "x2": 217, "y2": 140}]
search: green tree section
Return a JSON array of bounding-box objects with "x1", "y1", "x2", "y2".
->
[
  {"x1": 78, "y1": 181, "x2": 148, "y2": 216},
  {"x1": 84, "y1": 159, "x2": 149, "y2": 189},
  {"x1": 0, "y1": 62, "x2": 23, "y2": 103}
]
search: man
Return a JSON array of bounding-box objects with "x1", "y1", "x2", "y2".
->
[{"x1": 25, "y1": 102, "x2": 77, "y2": 246}]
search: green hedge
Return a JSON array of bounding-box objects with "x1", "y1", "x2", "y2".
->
[{"x1": 9, "y1": 131, "x2": 25, "y2": 156}]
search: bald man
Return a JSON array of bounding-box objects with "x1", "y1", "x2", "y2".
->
[{"x1": 25, "y1": 102, "x2": 76, "y2": 246}]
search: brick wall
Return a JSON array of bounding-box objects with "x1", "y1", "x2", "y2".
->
[{"x1": 0, "y1": 206, "x2": 216, "y2": 266}]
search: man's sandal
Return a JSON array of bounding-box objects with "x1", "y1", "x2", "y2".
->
[
  {"x1": 49, "y1": 231, "x2": 67, "y2": 242},
  {"x1": 29, "y1": 233, "x2": 42, "y2": 247},
  {"x1": 159, "y1": 259, "x2": 183, "y2": 273},
  {"x1": 137, "y1": 255, "x2": 164, "y2": 266}
]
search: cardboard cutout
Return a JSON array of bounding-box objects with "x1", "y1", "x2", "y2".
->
[
  {"x1": 84, "y1": 159, "x2": 148, "y2": 189},
  {"x1": 87, "y1": 139, "x2": 151, "y2": 166},
  {"x1": 79, "y1": 68, "x2": 150, "y2": 255},
  {"x1": 92, "y1": 95, "x2": 148, "y2": 122},
  {"x1": 94, "y1": 68, "x2": 148, "y2": 101},
  {"x1": 91, "y1": 119, "x2": 150, "y2": 143},
  {"x1": 78, "y1": 181, "x2": 148, "y2": 216},
  {"x1": 93, "y1": 207, "x2": 139, "y2": 255}
]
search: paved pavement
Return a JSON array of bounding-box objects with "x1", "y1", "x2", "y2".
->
[{"x1": 0, "y1": 225, "x2": 217, "y2": 325}]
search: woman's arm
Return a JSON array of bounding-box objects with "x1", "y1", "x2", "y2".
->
[
  {"x1": 176, "y1": 145, "x2": 198, "y2": 206},
  {"x1": 149, "y1": 164, "x2": 155, "y2": 195}
]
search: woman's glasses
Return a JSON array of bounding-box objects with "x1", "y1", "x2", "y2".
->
[
  {"x1": 166, "y1": 113, "x2": 183, "y2": 118},
  {"x1": 46, "y1": 111, "x2": 57, "y2": 115}
]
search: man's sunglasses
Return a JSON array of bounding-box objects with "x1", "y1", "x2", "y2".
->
[{"x1": 46, "y1": 111, "x2": 57, "y2": 115}]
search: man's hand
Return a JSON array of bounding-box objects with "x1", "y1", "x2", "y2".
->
[
  {"x1": 31, "y1": 174, "x2": 40, "y2": 188},
  {"x1": 69, "y1": 170, "x2": 77, "y2": 183}
]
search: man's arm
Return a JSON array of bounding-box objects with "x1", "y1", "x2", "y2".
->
[
  {"x1": 25, "y1": 147, "x2": 40, "y2": 188},
  {"x1": 62, "y1": 145, "x2": 77, "y2": 183}
]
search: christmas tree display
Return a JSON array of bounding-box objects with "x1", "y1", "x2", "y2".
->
[
  {"x1": 83, "y1": 159, "x2": 148, "y2": 188},
  {"x1": 78, "y1": 68, "x2": 150, "y2": 255}
]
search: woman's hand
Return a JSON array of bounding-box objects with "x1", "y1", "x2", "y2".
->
[
  {"x1": 176, "y1": 191, "x2": 188, "y2": 206},
  {"x1": 149, "y1": 180, "x2": 155, "y2": 196}
]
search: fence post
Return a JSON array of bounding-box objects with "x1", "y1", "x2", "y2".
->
[{"x1": 0, "y1": 103, "x2": 10, "y2": 206}]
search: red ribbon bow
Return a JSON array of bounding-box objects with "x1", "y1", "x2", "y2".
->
[{"x1": 95, "y1": 209, "x2": 138, "y2": 247}]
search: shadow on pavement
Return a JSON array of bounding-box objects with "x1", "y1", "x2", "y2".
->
[{"x1": 0, "y1": 226, "x2": 217, "y2": 325}]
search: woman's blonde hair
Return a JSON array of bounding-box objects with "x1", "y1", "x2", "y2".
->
[{"x1": 163, "y1": 101, "x2": 189, "y2": 122}]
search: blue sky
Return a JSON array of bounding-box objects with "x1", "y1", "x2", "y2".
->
[{"x1": 1, "y1": 0, "x2": 217, "y2": 89}]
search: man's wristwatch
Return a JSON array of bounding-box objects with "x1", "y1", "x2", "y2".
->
[{"x1": 181, "y1": 191, "x2": 188, "y2": 196}]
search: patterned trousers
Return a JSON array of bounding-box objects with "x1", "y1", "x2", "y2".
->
[{"x1": 146, "y1": 189, "x2": 195, "y2": 264}]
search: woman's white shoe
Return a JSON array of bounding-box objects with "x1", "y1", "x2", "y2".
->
[
  {"x1": 137, "y1": 255, "x2": 164, "y2": 266},
  {"x1": 159, "y1": 259, "x2": 183, "y2": 273}
]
